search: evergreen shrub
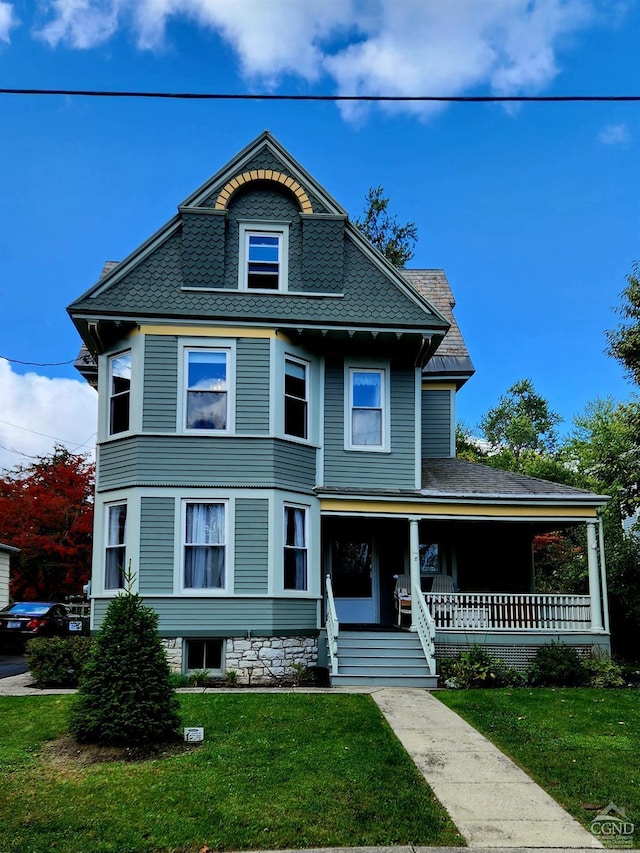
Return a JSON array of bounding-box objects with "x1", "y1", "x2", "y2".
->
[{"x1": 69, "y1": 588, "x2": 181, "y2": 745}]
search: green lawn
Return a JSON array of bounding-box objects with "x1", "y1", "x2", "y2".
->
[
  {"x1": 0, "y1": 693, "x2": 463, "y2": 853},
  {"x1": 437, "y1": 688, "x2": 639, "y2": 843}
]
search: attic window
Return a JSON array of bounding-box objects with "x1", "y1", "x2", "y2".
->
[{"x1": 240, "y1": 223, "x2": 289, "y2": 291}]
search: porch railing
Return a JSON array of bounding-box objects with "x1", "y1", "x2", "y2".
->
[
  {"x1": 325, "y1": 574, "x2": 340, "y2": 676},
  {"x1": 424, "y1": 592, "x2": 592, "y2": 632},
  {"x1": 413, "y1": 582, "x2": 436, "y2": 672}
]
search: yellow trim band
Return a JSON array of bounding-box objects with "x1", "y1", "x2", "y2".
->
[
  {"x1": 320, "y1": 498, "x2": 597, "y2": 519},
  {"x1": 137, "y1": 325, "x2": 277, "y2": 339}
]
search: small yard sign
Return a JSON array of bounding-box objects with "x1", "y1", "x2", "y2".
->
[{"x1": 184, "y1": 727, "x2": 204, "y2": 743}]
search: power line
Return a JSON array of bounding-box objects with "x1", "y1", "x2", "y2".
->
[
  {"x1": 0, "y1": 88, "x2": 639, "y2": 102},
  {"x1": 0, "y1": 418, "x2": 89, "y2": 445},
  {"x1": 1, "y1": 355, "x2": 76, "y2": 366}
]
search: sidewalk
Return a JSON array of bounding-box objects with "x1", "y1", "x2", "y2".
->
[{"x1": 0, "y1": 674, "x2": 612, "y2": 849}]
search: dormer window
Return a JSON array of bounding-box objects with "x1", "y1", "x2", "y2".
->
[{"x1": 239, "y1": 222, "x2": 289, "y2": 291}]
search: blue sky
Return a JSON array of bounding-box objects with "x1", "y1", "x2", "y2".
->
[{"x1": 0, "y1": 0, "x2": 638, "y2": 471}]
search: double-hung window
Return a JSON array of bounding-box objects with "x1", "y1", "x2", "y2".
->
[
  {"x1": 284, "y1": 505, "x2": 307, "y2": 591},
  {"x1": 185, "y1": 349, "x2": 229, "y2": 431},
  {"x1": 284, "y1": 357, "x2": 308, "y2": 439},
  {"x1": 108, "y1": 351, "x2": 131, "y2": 435},
  {"x1": 240, "y1": 224, "x2": 288, "y2": 291},
  {"x1": 105, "y1": 503, "x2": 127, "y2": 590},
  {"x1": 183, "y1": 502, "x2": 226, "y2": 590},
  {"x1": 349, "y1": 368, "x2": 385, "y2": 448}
]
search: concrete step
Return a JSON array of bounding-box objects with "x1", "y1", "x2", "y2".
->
[
  {"x1": 339, "y1": 652, "x2": 426, "y2": 667},
  {"x1": 338, "y1": 643, "x2": 425, "y2": 658},
  {"x1": 332, "y1": 673, "x2": 439, "y2": 688}
]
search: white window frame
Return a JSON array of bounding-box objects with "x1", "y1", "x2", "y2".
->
[
  {"x1": 284, "y1": 355, "x2": 309, "y2": 441},
  {"x1": 183, "y1": 638, "x2": 225, "y2": 675},
  {"x1": 345, "y1": 365, "x2": 390, "y2": 452},
  {"x1": 181, "y1": 499, "x2": 229, "y2": 594},
  {"x1": 108, "y1": 350, "x2": 131, "y2": 436},
  {"x1": 104, "y1": 501, "x2": 127, "y2": 591},
  {"x1": 283, "y1": 503, "x2": 308, "y2": 592},
  {"x1": 239, "y1": 222, "x2": 289, "y2": 292},
  {"x1": 182, "y1": 346, "x2": 234, "y2": 434}
]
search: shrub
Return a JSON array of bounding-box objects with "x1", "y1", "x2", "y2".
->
[
  {"x1": 25, "y1": 636, "x2": 93, "y2": 687},
  {"x1": 528, "y1": 643, "x2": 588, "y2": 687},
  {"x1": 438, "y1": 646, "x2": 508, "y2": 689},
  {"x1": 582, "y1": 648, "x2": 625, "y2": 688},
  {"x1": 69, "y1": 585, "x2": 181, "y2": 745}
]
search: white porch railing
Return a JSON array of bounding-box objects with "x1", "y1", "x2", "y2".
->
[
  {"x1": 424, "y1": 592, "x2": 592, "y2": 632},
  {"x1": 325, "y1": 574, "x2": 340, "y2": 676},
  {"x1": 413, "y1": 582, "x2": 436, "y2": 672}
]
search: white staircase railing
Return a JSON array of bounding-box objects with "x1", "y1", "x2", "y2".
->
[
  {"x1": 413, "y1": 583, "x2": 436, "y2": 674},
  {"x1": 325, "y1": 574, "x2": 340, "y2": 676}
]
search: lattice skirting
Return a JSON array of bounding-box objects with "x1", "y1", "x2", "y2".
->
[{"x1": 434, "y1": 642, "x2": 594, "y2": 670}]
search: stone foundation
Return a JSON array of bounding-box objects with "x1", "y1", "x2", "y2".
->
[
  {"x1": 225, "y1": 636, "x2": 318, "y2": 684},
  {"x1": 162, "y1": 635, "x2": 318, "y2": 683}
]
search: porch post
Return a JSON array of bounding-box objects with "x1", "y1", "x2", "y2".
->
[
  {"x1": 587, "y1": 520, "x2": 604, "y2": 633},
  {"x1": 409, "y1": 517, "x2": 420, "y2": 631}
]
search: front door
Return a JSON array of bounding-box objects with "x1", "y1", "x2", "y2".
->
[{"x1": 331, "y1": 535, "x2": 378, "y2": 623}]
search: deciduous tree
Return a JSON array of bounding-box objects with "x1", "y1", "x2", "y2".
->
[{"x1": 0, "y1": 446, "x2": 94, "y2": 600}]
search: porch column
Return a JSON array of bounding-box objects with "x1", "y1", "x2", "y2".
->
[
  {"x1": 409, "y1": 517, "x2": 420, "y2": 631},
  {"x1": 587, "y1": 521, "x2": 604, "y2": 633},
  {"x1": 598, "y1": 514, "x2": 610, "y2": 634}
]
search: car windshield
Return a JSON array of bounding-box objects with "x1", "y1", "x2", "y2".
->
[{"x1": 6, "y1": 603, "x2": 51, "y2": 616}]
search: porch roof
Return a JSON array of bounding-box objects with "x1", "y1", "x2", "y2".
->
[{"x1": 420, "y1": 458, "x2": 608, "y2": 504}]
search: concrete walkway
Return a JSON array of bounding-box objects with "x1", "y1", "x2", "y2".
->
[
  {"x1": 0, "y1": 674, "x2": 610, "y2": 849},
  {"x1": 372, "y1": 689, "x2": 602, "y2": 849}
]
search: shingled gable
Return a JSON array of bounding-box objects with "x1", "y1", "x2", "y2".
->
[{"x1": 68, "y1": 132, "x2": 450, "y2": 365}]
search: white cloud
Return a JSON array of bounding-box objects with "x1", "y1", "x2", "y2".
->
[
  {"x1": 0, "y1": 2, "x2": 18, "y2": 42},
  {"x1": 0, "y1": 360, "x2": 97, "y2": 474},
  {"x1": 34, "y1": 0, "x2": 598, "y2": 118},
  {"x1": 598, "y1": 122, "x2": 630, "y2": 145}
]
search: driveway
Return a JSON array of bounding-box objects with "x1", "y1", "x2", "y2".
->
[{"x1": 0, "y1": 654, "x2": 28, "y2": 679}]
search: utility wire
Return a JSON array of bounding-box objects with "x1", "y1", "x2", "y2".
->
[
  {"x1": 1, "y1": 355, "x2": 76, "y2": 366},
  {"x1": 0, "y1": 88, "x2": 639, "y2": 102}
]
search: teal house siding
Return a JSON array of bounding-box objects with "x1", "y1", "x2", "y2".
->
[
  {"x1": 236, "y1": 338, "x2": 270, "y2": 433},
  {"x1": 92, "y1": 597, "x2": 319, "y2": 635},
  {"x1": 139, "y1": 496, "x2": 175, "y2": 594},
  {"x1": 234, "y1": 498, "x2": 269, "y2": 593},
  {"x1": 142, "y1": 336, "x2": 178, "y2": 432},
  {"x1": 422, "y1": 389, "x2": 453, "y2": 458},
  {"x1": 97, "y1": 437, "x2": 317, "y2": 492},
  {"x1": 323, "y1": 360, "x2": 416, "y2": 489}
]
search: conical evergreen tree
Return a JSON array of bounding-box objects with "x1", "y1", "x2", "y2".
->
[{"x1": 70, "y1": 574, "x2": 181, "y2": 745}]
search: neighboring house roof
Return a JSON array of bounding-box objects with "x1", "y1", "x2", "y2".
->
[
  {"x1": 420, "y1": 458, "x2": 607, "y2": 504},
  {"x1": 403, "y1": 269, "x2": 475, "y2": 386},
  {"x1": 0, "y1": 543, "x2": 20, "y2": 553}
]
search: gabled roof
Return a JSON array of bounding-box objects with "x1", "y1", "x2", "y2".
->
[{"x1": 68, "y1": 132, "x2": 453, "y2": 360}]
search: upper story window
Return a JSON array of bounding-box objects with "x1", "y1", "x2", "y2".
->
[
  {"x1": 183, "y1": 501, "x2": 226, "y2": 590},
  {"x1": 185, "y1": 349, "x2": 229, "y2": 431},
  {"x1": 348, "y1": 368, "x2": 386, "y2": 449},
  {"x1": 284, "y1": 357, "x2": 308, "y2": 439},
  {"x1": 105, "y1": 502, "x2": 127, "y2": 590},
  {"x1": 284, "y1": 505, "x2": 308, "y2": 591},
  {"x1": 239, "y1": 223, "x2": 289, "y2": 292},
  {"x1": 108, "y1": 351, "x2": 131, "y2": 435}
]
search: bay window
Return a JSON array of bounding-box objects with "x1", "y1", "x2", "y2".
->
[
  {"x1": 284, "y1": 505, "x2": 308, "y2": 591},
  {"x1": 183, "y1": 502, "x2": 226, "y2": 590},
  {"x1": 108, "y1": 351, "x2": 131, "y2": 435},
  {"x1": 105, "y1": 503, "x2": 127, "y2": 590},
  {"x1": 185, "y1": 349, "x2": 229, "y2": 431}
]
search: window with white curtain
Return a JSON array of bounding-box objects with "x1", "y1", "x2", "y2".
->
[
  {"x1": 105, "y1": 503, "x2": 127, "y2": 590},
  {"x1": 349, "y1": 368, "x2": 385, "y2": 448},
  {"x1": 183, "y1": 502, "x2": 226, "y2": 590},
  {"x1": 283, "y1": 505, "x2": 307, "y2": 591}
]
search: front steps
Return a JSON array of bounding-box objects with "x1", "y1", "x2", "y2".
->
[{"x1": 330, "y1": 630, "x2": 438, "y2": 688}]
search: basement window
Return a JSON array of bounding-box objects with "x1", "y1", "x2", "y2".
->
[{"x1": 185, "y1": 639, "x2": 224, "y2": 673}]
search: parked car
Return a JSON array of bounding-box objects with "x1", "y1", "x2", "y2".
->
[{"x1": 0, "y1": 602, "x2": 83, "y2": 647}]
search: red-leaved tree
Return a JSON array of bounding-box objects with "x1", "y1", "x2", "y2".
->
[{"x1": 0, "y1": 446, "x2": 94, "y2": 601}]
